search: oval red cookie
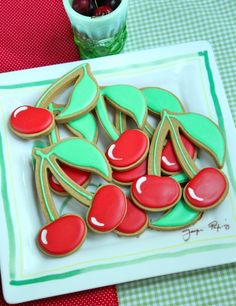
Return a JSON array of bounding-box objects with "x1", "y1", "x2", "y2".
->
[
  {"x1": 106, "y1": 130, "x2": 149, "y2": 169},
  {"x1": 184, "y1": 168, "x2": 228, "y2": 210},
  {"x1": 37, "y1": 215, "x2": 87, "y2": 256},
  {"x1": 116, "y1": 198, "x2": 147, "y2": 236},
  {"x1": 87, "y1": 185, "x2": 127, "y2": 232},
  {"x1": 131, "y1": 175, "x2": 181, "y2": 211},
  {"x1": 10, "y1": 106, "x2": 53, "y2": 135}
]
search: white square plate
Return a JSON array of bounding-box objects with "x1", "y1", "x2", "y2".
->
[{"x1": 0, "y1": 42, "x2": 236, "y2": 304}]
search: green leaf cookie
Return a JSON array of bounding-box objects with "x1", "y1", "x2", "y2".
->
[
  {"x1": 101, "y1": 85, "x2": 147, "y2": 128},
  {"x1": 56, "y1": 64, "x2": 99, "y2": 123},
  {"x1": 150, "y1": 198, "x2": 201, "y2": 230},
  {"x1": 66, "y1": 113, "x2": 98, "y2": 142},
  {"x1": 171, "y1": 113, "x2": 225, "y2": 168},
  {"x1": 51, "y1": 138, "x2": 111, "y2": 180},
  {"x1": 142, "y1": 87, "x2": 184, "y2": 114}
]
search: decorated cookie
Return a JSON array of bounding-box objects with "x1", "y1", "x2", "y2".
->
[
  {"x1": 9, "y1": 64, "x2": 100, "y2": 141},
  {"x1": 131, "y1": 175, "x2": 182, "y2": 212},
  {"x1": 105, "y1": 129, "x2": 149, "y2": 171},
  {"x1": 183, "y1": 168, "x2": 229, "y2": 211},
  {"x1": 115, "y1": 198, "x2": 148, "y2": 236},
  {"x1": 112, "y1": 159, "x2": 147, "y2": 186},
  {"x1": 33, "y1": 137, "x2": 112, "y2": 208},
  {"x1": 37, "y1": 64, "x2": 100, "y2": 123},
  {"x1": 9, "y1": 105, "x2": 55, "y2": 139},
  {"x1": 87, "y1": 184, "x2": 127, "y2": 233},
  {"x1": 37, "y1": 214, "x2": 87, "y2": 256},
  {"x1": 95, "y1": 85, "x2": 147, "y2": 141},
  {"x1": 148, "y1": 110, "x2": 226, "y2": 178}
]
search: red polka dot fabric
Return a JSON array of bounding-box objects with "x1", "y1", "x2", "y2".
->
[
  {"x1": 0, "y1": 282, "x2": 118, "y2": 306},
  {"x1": 0, "y1": 1, "x2": 79, "y2": 73},
  {"x1": 0, "y1": 1, "x2": 118, "y2": 305}
]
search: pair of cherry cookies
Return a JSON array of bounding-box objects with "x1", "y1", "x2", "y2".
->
[{"x1": 9, "y1": 63, "x2": 229, "y2": 257}]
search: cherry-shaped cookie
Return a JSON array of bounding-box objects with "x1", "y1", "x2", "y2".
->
[
  {"x1": 112, "y1": 159, "x2": 147, "y2": 186},
  {"x1": 49, "y1": 163, "x2": 90, "y2": 195},
  {"x1": 183, "y1": 168, "x2": 229, "y2": 211},
  {"x1": 106, "y1": 129, "x2": 149, "y2": 171},
  {"x1": 161, "y1": 135, "x2": 196, "y2": 174},
  {"x1": 37, "y1": 215, "x2": 87, "y2": 256},
  {"x1": 115, "y1": 198, "x2": 148, "y2": 236},
  {"x1": 131, "y1": 175, "x2": 182, "y2": 211},
  {"x1": 10, "y1": 106, "x2": 54, "y2": 139},
  {"x1": 87, "y1": 184, "x2": 127, "y2": 233}
]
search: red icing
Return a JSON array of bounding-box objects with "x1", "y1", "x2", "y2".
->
[
  {"x1": 131, "y1": 175, "x2": 181, "y2": 210},
  {"x1": 87, "y1": 185, "x2": 127, "y2": 232},
  {"x1": 49, "y1": 163, "x2": 90, "y2": 193},
  {"x1": 106, "y1": 130, "x2": 148, "y2": 169},
  {"x1": 10, "y1": 106, "x2": 53, "y2": 134},
  {"x1": 112, "y1": 159, "x2": 147, "y2": 183},
  {"x1": 184, "y1": 168, "x2": 227, "y2": 209},
  {"x1": 116, "y1": 198, "x2": 147, "y2": 235},
  {"x1": 161, "y1": 135, "x2": 196, "y2": 172},
  {"x1": 37, "y1": 215, "x2": 86, "y2": 256}
]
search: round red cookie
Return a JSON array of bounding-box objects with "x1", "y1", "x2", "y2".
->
[
  {"x1": 10, "y1": 105, "x2": 54, "y2": 137},
  {"x1": 106, "y1": 129, "x2": 149, "y2": 170},
  {"x1": 87, "y1": 184, "x2": 127, "y2": 233},
  {"x1": 37, "y1": 215, "x2": 87, "y2": 256},
  {"x1": 184, "y1": 168, "x2": 228, "y2": 210},
  {"x1": 131, "y1": 175, "x2": 182, "y2": 211}
]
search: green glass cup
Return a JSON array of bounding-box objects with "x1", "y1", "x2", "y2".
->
[{"x1": 63, "y1": 0, "x2": 128, "y2": 59}]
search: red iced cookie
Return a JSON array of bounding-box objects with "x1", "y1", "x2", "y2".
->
[
  {"x1": 184, "y1": 168, "x2": 228, "y2": 210},
  {"x1": 87, "y1": 184, "x2": 127, "y2": 232},
  {"x1": 37, "y1": 215, "x2": 87, "y2": 256},
  {"x1": 116, "y1": 198, "x2": 147, "y2": 236},
  {"x1": 112, "y1": 159, "x2": 147, "y2": 185},
  {"x1": 106, "y1": 130, "x2": 149, "y2": 170},
  {"x1": 131, "y1": 175, "x2": 181, "y2": 211},
  {"x1": 49, "y1": 163, "x2": 90, "y2": 194},
  {"x1": 10, "y1": 106, "x2": 53, "y2": 136},
  {"x1": 161, "y1": 135, "x2": 196, "y2": 173}
]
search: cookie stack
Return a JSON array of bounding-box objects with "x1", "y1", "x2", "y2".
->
[{"x1": 9, "y1": 64, "x2": 229, "y2": 257}]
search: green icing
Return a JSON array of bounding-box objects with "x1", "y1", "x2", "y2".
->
[
  {"x1": 56, "y1": 64, "x2": 98, "y2": 120},
  {"x1": 51, "y1": 138, "x2": 110, "y2": 179},
  {"x1": 172, "y1": 172, "x2": 189, "y2": 183},
  {"x1": 101, "y1": 85, "x2": 147, "y2": 127},
  {"x1": 142, "y1": 88, "x2": 184, "y2": 114},
  {"x1": 152, "y1": 116, "x2": 166, "y2": 175},
  {"x1": 50, "y1": 129, "x2": 58, "y2": 144},
  {"x1": 67, "y1": 113, "x2": 97, "y2": 142},
  {"x1": 119, "y1": 112, "x2": 124, "y2": 134},
  {"x1": 95, "y1": 94, "x2": 119, "y2": 141},
  {"x1": 39, "y1": 158, "x2": 55, "y2": 222},
  {"x1": 151, "y1": 198, "x2": 200, "y2": 228},
  {"x1": 171, "y1": 113, "x2": 225, "y2": 167}
]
